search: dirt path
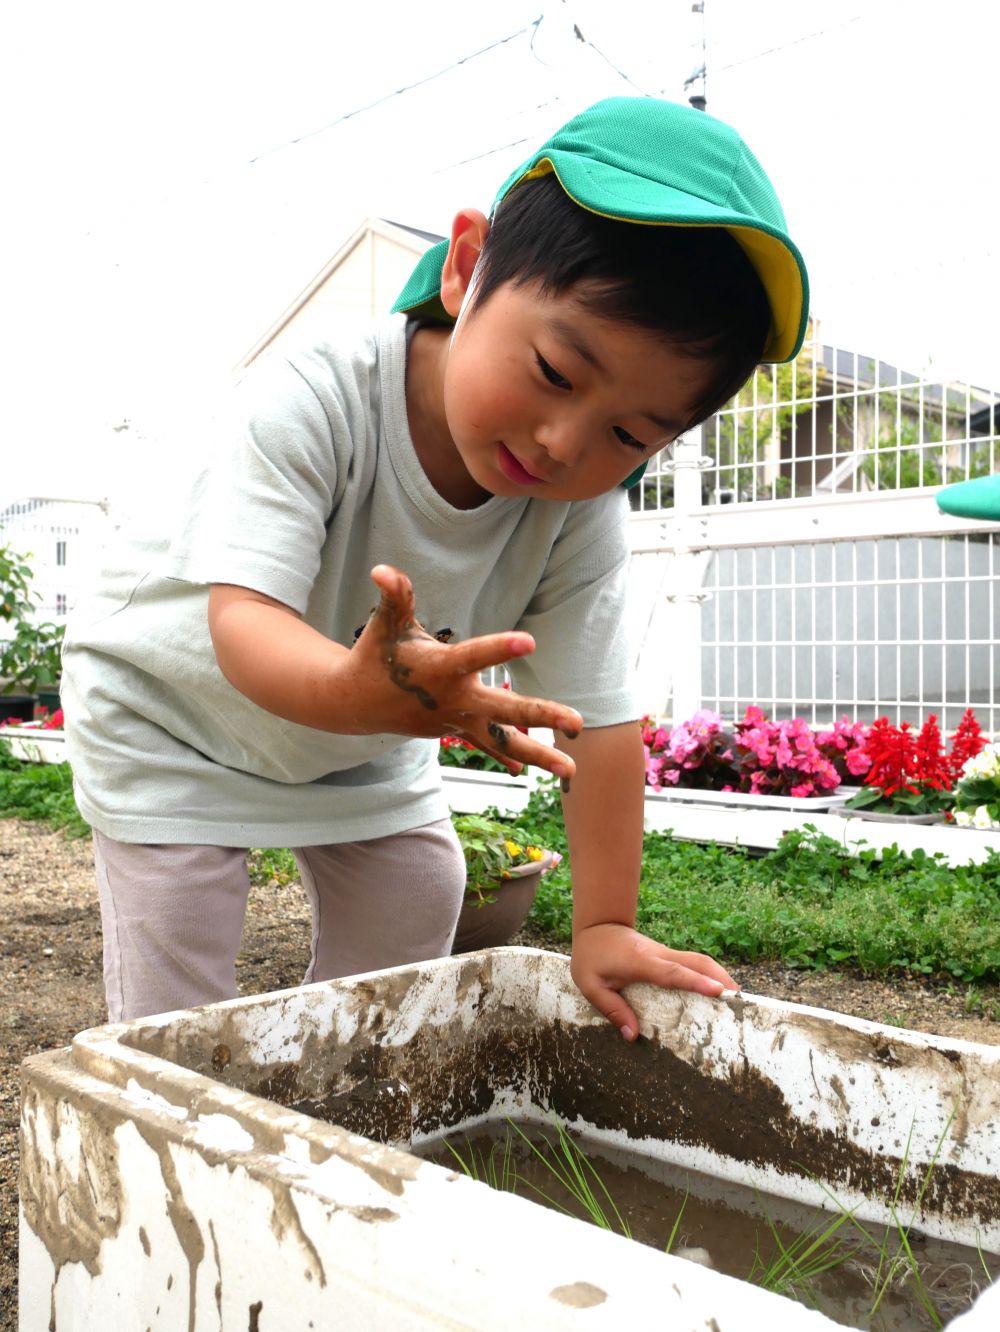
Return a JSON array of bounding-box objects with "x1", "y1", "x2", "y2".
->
[{"x1": 3, "y1": 817, "x2": 998, "y2": 1327}]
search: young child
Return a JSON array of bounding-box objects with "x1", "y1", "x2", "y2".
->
[{"x1": 62, "y1": 95, "x2": 808, "y2": 1032}]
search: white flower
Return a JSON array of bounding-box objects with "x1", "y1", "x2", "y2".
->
[
  {"x1": 961, "y1": 743, "x2": 1000, "y2": 782},
  {"x1": 954, "y1": 809, "x2": 973, "y2": 827},
  {"x1": 972, "y1": 805, "x2": 1000, "y2": 830}
]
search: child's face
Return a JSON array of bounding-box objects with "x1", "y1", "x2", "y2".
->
[{"x1": 440, "y1": 278, "x2": 714, "y2": 503}]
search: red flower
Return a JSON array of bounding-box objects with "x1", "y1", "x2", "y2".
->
[
  {"x1": 861, "y1": 717, "x2": 920, "y2": 798},
  {"x1": 947, "y1": 708, "x2": 985, "y2": 781},
  {"x1": 913, "y1": 714, "x2": 952, "y2": 791},
  {"x1": 860, "y1": 712, "x2": 964, "y2": 800}
]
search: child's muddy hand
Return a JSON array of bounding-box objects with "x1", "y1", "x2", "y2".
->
[
  {"x1": 571, "y1": 924, "x2": 740, "y2": 1042},
  {"x1": 342, "y1": 565, "x2": 583, "y2": 744}
]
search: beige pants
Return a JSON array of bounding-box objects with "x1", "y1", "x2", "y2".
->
[{"x1": 92, "y1": 820, "x2": 466, "y2": 1022}]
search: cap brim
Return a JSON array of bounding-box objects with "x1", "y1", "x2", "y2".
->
[
  {"x1": 936, "y1": 474, "x2": 1000, "y2": 521},
  {"x1": 513, "y1": 154, "x2": 809, "y2": 363}
]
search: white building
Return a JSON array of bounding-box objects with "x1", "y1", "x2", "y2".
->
[{"x1": 0, "y1": 497, "x2": 112, "y2": 628}]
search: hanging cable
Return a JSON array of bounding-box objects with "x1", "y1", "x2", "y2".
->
[
  {"x1": 716, "y1": 15, "x2": 862, "y2": 74},
  {"x1": 430, "y1": 95, "x2": 567, "y2": 175},
  {"x1": 577, "y1": 28, "x2": 652, "y2": 95},
  {"x1": 247, "y1": 17, "x2": 543, "y2": 167}
]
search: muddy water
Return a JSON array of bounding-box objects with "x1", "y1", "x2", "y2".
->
[{"x1": 415, "y1": 1121, "x2": 999, "y2": 1331}]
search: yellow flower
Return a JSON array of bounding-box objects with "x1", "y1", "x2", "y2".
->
[
  {"x1": 504, "y1": 840, "x2": 522, "y2": 858},
  {"x1": 526, "y1": 846, "x2": 543, "y2": 861}
]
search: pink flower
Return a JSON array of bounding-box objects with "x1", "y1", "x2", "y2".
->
[
  {"x1": 643, "y1": 749, "x2": 664, "y2": 790},
  {"x1": 846, "y1": 747, "x2": 871, "y2": 777}
]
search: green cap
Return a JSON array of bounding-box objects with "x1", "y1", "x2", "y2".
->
[
  {"x1": 393, "y1": 95, "x2": 809, "y2": 364},
  {"x1": 936, "y1": 475, "x2": 1000, "y2": 522}
]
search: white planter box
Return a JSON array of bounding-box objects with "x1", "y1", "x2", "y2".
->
[
  {"x1": 20, "y1": 949, "x2": 1000, "y2": 1331},
  {"x1": 441, "y1": 765, "x2": 534, "y2": 814},
  {"x1": 440, "y1": 768, "x2": 1000, "y2": 865},
  {"x1": 0, "y1": 724, "x2": 67, "y2": 764},
  {"x1": 645, "y1": 800, "x2": 1000, "y2": 865},
  {"x1": 644, "y1": 785, "x2": 855, "y2": 812}
]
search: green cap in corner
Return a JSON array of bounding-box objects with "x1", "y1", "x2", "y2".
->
[
  {"x1": 393, "y1": 95, "x2": 810, "y2": 364},
  {"x1": 936, "y1": 474, "x2": 1000, "y2": 522}
]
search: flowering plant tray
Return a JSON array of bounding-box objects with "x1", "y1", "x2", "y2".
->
[{"x1": 645, "y1": 786, "x2": 855, "y2": 811}]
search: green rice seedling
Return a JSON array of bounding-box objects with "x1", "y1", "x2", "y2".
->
[
  {"x1": 441, "y1": 1132, "x2": 519, "y2": 1195},
  {"x1": 975, "y1": 1233, "x2": 993, "y2": 1285},
  {"x1": 664, "y1": 1188, "x2": 690, "y2": 1255},
  {"x1": 505, "y1": 1118, "x2": 633, "y2": 1239},
  {"x1": 803, "y1": 1109, "x2": 964, "y2": 1329},
  {"x1": 746, "y1": 1199, "x2": 862, "y2": 1307},
  {"x1": 436, "y1": 1107, "x2": 991, "y2": 1330}
]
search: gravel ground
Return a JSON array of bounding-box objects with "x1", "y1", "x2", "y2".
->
[{"x1": 3, "y1": 816, "x2": 999, "y2": 1327}]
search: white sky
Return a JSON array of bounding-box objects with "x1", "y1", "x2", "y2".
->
[{"x1": 2, "y1": 0, "x2": 997, "y2": 509}]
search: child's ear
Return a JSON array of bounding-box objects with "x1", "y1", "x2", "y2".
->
[{"x1": 440, "y1": 208, "x2": 490, "y2": 318}]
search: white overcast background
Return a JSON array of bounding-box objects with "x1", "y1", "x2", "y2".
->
[{"x1": 2, "y1": 0, "x2": 997, "y2": 509}]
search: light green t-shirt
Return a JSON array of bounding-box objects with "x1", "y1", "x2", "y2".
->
[{"x1": 62, "y1": 316, "x2": 639, "y2": 845}]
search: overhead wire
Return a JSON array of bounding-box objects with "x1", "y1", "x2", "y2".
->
[
  {"x1": 200, "y1": 9, "x2": 862, "y2": 201},
  {"x1": 246, "y1": 16, "x2": 543, "y2": 168},
  {"x1": 574, "y1": 27, "x2": 652, "y2": 95},
  {"x1": 715, "y1": 15, "x2": 863, "y2": 74}
]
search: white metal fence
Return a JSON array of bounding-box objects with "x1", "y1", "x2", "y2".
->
[{"x1": 627, "y1": 324, "x2": 1000, "y2": 731}]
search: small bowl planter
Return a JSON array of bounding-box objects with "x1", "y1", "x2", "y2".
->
[
  {"x1": 836, "y1": 807, "x2": 946, "y2": 826},
  {"x1": 451, "y1": 851, "x2": 559, "y2": 954}
]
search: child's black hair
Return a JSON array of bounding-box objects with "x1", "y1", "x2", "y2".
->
[{"x1": 472, "y1": 172, "x2": 773, "y2": 425}]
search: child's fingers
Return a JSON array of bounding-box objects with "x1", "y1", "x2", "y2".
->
[
  {"x1": 473, "y1": 691, "x2": 583, "y2": 737},
  {"x1": 369, "y1": 564, "x2": 417, "y2": 627},
  {"x1": 591, "y1": 986, "x2": 641, "y2": 1043},
  {"x1": 668, "y1": 951, "x2": 740, "y2": 992},
  {"x1": 645, "y1": 956, "x2": 729, "y2": 997},
  {"x1": 511, "y1": 695, "x2": 582, "y2": 735},
  {"x1": 458, "y1": 722, "x2": 577, "y2": 780},
  {"x1": 573, "y1": 928, "x2": 740, "y2": 1044},
  {"x1": 445, "y1": 629, "x2": 537, "y2": 674}
]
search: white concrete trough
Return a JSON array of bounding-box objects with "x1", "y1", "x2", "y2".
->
[{"x1": 19, "y1": 948, "x2": 1000, "y2": 1330}]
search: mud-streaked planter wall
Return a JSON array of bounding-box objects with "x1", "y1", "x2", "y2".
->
[{"x1": 19, "y1": 948, "x2": 1000, "y2": 1330}]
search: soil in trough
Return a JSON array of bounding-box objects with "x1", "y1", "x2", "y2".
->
[{"x1": 416, "y1": 1120, "x2": 999, "y2": 1331}]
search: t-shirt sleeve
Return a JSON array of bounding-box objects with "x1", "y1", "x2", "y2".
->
[
  {"x1": 162, "y1": 351, "x2": 356, "y2": 613},
  {"x1": 506, "y1": 492, "x2": 642, "y2": 727}
]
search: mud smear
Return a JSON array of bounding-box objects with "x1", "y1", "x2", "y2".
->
[
  {"x1": 202, "y1": 1011, "x2": 1000, "y2": 1237},
  {"x1": 19, "y1": 1054, "x2": 126, "y2": 1284},
  {"x1": 418, "y1": 1121, "x2": 1000, "y2": 1331},
  {"x1": 118, "y1": 957, "x2": 1000, "y2": 1245},
  {"x1": 486, "y1": 721, "x2": 510, "y2": 752},
  {"x1": 133, "y1": 1122, "x2": 205, "y2": 1332}
]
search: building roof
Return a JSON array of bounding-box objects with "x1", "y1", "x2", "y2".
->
[{"x1": 235, "y1": 217, "x2": 443, "y2": 371}]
